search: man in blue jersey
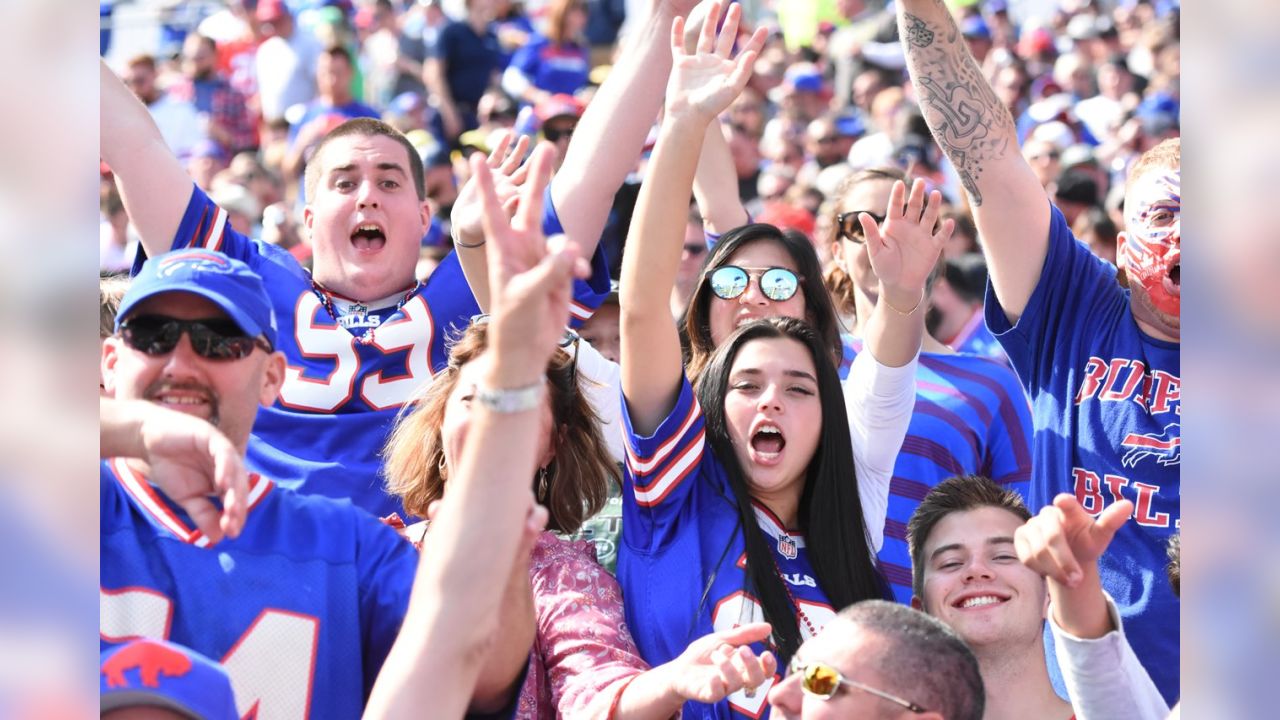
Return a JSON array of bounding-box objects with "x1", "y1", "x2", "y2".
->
[
  {"x1": 99, "y1": 0, "x2": 687, "y2": 516},
  {"x1": 897, "y1": 0, "x2": 1180, "y2": 703},
  {"x1": 100, "y1": 250, "x2": 528, "y2": 719}
]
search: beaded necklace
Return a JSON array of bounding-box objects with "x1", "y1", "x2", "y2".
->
[
  {"x1": 309, "y1": 276, "x2": 421, "y2": 345},
  {"x1": 766, "y1": 531, "x2": 819, "y2": 639}
]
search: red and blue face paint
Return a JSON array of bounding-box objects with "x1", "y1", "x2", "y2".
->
[{"x1": 1123, "y1": 171, "x2": 1180, "y2": 317}]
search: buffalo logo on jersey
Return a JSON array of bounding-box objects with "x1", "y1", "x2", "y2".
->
[
  {"x1": 101, "y1": 639, "x2": 194, "y2": 689},
  {"x1": 1120, "y1": 422, "x2": 1180, "y2": 468}
]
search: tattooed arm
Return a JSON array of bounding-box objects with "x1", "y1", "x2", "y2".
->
[{"x1": 897, "y1": 0, "x2": 1049, "y2": 322}]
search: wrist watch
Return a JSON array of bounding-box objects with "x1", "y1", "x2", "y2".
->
[{"x1": 474, "y1": 379, "x2": 545, "y2": 414}]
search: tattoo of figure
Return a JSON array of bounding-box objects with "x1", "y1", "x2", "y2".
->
[
  {"x1": 905, "y1": 14, "x2": 935, "y2": 47},
  {"x1": 900, "y1": 8, "x2": 1013, "y2": 206}
]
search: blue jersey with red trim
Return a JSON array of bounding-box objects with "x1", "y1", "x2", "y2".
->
[
  {"x1": 842, "y1": 337, "x2": 1033, "y2": 602},
  {"x1": 948, "y1": 308, "x2": 1012, "y2": 366},
  {"x1": 133, "y1": 184, "x2": 609, "y2": 517},
  {"x1": 619, "y1": 377, "x2": 834, "y2": 719},
  {"x1": 99, "y1": 458, "x2": 417, "y2": 720},
  {"x1": 985, "y1": 204, "x2": 1180, "y2": 703},
  {"x1": 509, "y1": 36, "x2": 590, "y2": 97}
]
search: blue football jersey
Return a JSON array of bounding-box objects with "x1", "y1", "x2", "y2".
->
[
  {"x1": 133, "y1": 184, "x2": 610, "y2": 517},
  {"x1": 619, "y1": 378, "x2": 836, "y2": 719},
  {"x1": 100, "y1": 458, "x2": 418, "y2": 719},
  {"x1": 985, "y1": 205, "x2": 1180, "y2": 704},
  {"x1": 843, "y1": 338, "x2": 1033, "y2": 603},
  {"x1": 947, "y1": 308, "x2": 1013, "y2": 366}
]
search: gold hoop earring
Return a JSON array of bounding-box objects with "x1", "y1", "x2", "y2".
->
[{"x1": 536, "y1": 466, "x2": 549, "y2": 502}]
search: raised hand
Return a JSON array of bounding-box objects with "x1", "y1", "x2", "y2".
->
[
  {"x1": 666, "y1": 622, "x2": 778, "y2": 703},
  {"x1": 1015, "y1": 493, "x2": 1134, "y2": 587},
  {"x1": 138, "y1": 405, "x2": 249, "y2": 543},
  {"x1": 472, "y1": 143, "x2": 589, "y2": 369},
  {"x1": 452, "y1": 132, "x2": 534, "y2": 243},
  {"x1": 665, "y1": 1, "x2": 765, "y2": 123},
  {"x1": 861, "y1": 179, "x2": 954, "y2": 310}
]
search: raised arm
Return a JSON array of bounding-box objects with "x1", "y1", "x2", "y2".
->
[
  {"x1": 100, "y1": 59, "x2": 196, "y2": 259},
  {"x1": 896, "y1": 0, "x2": 1048, "y2": 321},
  {"x1": 364, "y1": 146, "x2": 589, "y2": 719},
  {"x1": 694, "y1": 120, "x2": 751, "y2": 236},
  {"x1": 620, "y1": 2, "x2": 762, "y2": 434}
]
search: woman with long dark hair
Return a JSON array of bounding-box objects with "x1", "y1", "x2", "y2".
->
[{"x1": 617, "y1": 6, "x2": 949, "y2": 716}]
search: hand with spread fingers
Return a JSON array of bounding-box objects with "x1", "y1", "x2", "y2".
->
[
  {"x1": 665, "y1": 622, "x2": 778, "y2": 704},
  {"x1": 861, "y1": 178, "x2": 954, "y2": 312},
  {"x1": 471, "y1": 143, "x2": 589, "y2": 375},
  {"x1": 452, "y1": 132, "x2": 535, "y2": 246},
  {"x1": 664, "y1": 1, "x2": 766, "y2": 124}
]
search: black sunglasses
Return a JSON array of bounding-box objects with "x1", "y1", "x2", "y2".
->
[
  {"x1": 542, "y1": 125, "x2": 576, "y2": 143},
  {"x1": 707, "y1": 265, "x2": 802, "y2": 302},
  {"x1": 789, "y1": 657, "x2": 927, "y2": 712},
  {"x1": 835, "y1": 211, "x2": 887, "y2": 243},
  {"x1": 120, "y1": 315, "x2": 273, "y2": 360}
]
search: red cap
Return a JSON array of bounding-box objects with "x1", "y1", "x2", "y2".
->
[
  {"x1": 756, "y1": 202, "x2": 816, "y2": 239},
  {"x1": 534, "y1": 93, "x2": 585, "y2": 123},
  {"x1": 257, "y1": 0, "x2": 290, "y2": 22}
]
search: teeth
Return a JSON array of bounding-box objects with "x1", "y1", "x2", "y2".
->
[
  {"x1": 160, "y1": 396, "x2": 205, "y2": 405},
  {"x1": 758, "y1": 427, "x2": 781, "y2": 436},
  {"x1": 960, "y1": 595, "x2": 1003, "y2": 609}
]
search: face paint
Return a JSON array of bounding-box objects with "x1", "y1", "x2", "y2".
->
[{"x1": 1123, "y1": 171, "x2": 1181, "y2": 316}]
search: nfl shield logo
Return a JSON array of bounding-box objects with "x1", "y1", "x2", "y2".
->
[{"x1": 777, "y1": 536, "x2": 798, "y2": 560}]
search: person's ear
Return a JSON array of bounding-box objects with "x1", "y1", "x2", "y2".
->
[
  {"x1": 830, "y1": 240, "x2": 845, "y2": 268},
  {"x1": 259, "y1": 351, "x2": 287, "y2": 406},
  {"x1": 1114, "y1": 231, "x2": 1131, "y2": 288},
  {"x1": 102, "y1": 337, "x2": 122, "y2": 397}
]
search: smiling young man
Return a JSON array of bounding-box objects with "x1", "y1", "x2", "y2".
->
[
  {"x1": 907, "y1": 475, "x2": 1074, "y2": 720},
  {"x1": 897, "y1": 0, "x2": 1180, "y2": 702}
]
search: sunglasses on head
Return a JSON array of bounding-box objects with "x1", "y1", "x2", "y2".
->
[
  {"x1": 469, "y1": 313, "x2": 581, "y2": 390},
  {"x1": 120, "y1": 315, "x2": 272, "y2": 360},
  {"x1": 835, "y1": 211, "x2": 887, "y2": 243},
  {"x1": 789, "y1": 657, "x2": 927, "y2": 712},
  {"x1": 707, "y1": 265, "x2": 802, "y2": 302}
]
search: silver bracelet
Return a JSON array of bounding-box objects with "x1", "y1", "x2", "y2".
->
[{"x1": 474, "y1": 379, "x2": 545, "y2": 413}]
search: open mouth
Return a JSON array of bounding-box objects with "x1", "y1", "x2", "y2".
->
[
  {"x1": 750, "y1": 424, "x2": 786, "y2": 463},
  {"x1": 351, "y1": 223, "x2": 387, "y2": 252},
  {"x1": 1163, "y1": 261, "x2": 1181, "y2": 296},
  {"x1": 148, "y1": 384, "x2": 217, "y2": 421},
  {"x1": 952, "y1": 592, "x2": 1010, "y2": 610}
]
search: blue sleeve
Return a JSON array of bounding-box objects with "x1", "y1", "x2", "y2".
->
[
  {"x1": 355, "y1": 515, "x2": 419, "y2": 700},
  {"x1": 983, "y1": 204, "x2": 1127, "y2": 397},
  {"x1": 542, "y1": 188, "x2": 611, "y2": 327},
  {"x1": 421, "y1": 251, "x2": 483, "y2": 372},
  {"x1": 509, "y1": 37, "x2": 541, "y2": 77},
  {"x1": 131, "y1": 183, "x2": 258, "y2": 274},
  {"x1": 981, "y1": 361, "x2": 1035, "y2": 501},
  {"x1": 621, "y1": 375, "x2": 709, "y2": 552}
]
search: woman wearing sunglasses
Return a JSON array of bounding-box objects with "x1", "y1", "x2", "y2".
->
[
  {"x1": 381, "y1": 145, "x2": 778, "y2": 718},
  {"x1": 824, "y1": 167, "x2": 1034, "y2": 605},
  {"x1": 618, "y1": 5, "x2": 947, "y2": 717}
]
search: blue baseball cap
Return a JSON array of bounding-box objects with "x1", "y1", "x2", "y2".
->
[
  {"x1": 118, "y1": 249, "x2": 278, "y2": 350},
  {"x1": 100, "y1": 639, "x2": 239, "y2": 720}
]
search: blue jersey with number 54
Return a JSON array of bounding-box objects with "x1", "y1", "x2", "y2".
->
[{"x1": 132, "y1": 184, "x2": 610, "y2": 517}]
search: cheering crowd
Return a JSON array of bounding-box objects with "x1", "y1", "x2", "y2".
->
[{"x1": 99, "y1": 0, "x2": 1180, "y2": 717}]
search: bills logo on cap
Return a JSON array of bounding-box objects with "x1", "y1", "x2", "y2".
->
[
  {"x1": 101, "y1": 639, "x2": 193, "y2": 689},
  {"x1": 157, "y1": 250, "x2": 233, "y2": 276}
]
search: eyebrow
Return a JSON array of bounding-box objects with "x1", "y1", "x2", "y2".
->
[
  {"x1": 928, "y1": 536, "x2": 1015, "y2": 562},
  {"x1": 329, "y1": 162, "x2": 408, "y2": 176},
  {"x1": 733, "y1": 368, "x2": 819, "y2": 384}
]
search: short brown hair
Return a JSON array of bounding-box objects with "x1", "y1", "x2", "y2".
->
[
  {"x1": 100, "y1": 271, "x2": 131, "y2": 339},
  {"x1": 303, "y1": 117, "x2": 426, "y2": 203},
  {"x1": 907, "y1": 475, "x2": 1031, "y2": 601},
  {"x1": 382, "y1": 323, "x2": 617, "y2": 534}
]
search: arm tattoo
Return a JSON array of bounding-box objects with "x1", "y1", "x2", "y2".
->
[{"x1": 901, "y1": 8, "x2": 1013, "y2": 206}]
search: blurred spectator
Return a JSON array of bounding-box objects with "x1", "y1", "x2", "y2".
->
[
  {"x1": 848, "y1": 85, "x2": 905, "y2": 169},
  {"x1": 99, "y1": 182, "x2": 139, "y2": 273},
  {"x1": 797, "y1": 113, "x2": 858, "y2": 191},
  {"x1": 187, "y1": 139, "x2": 230, "y2": 192},
  {"x1": 961, "y1": 14, "x2": 994, "y2": 64},
  {"x1": 726, "y1": 122, "x2": 763, "y2": 205},
  {"x1": 360, "y1": 0, "x2": 428, "y2": 109},
  {"x1": 503, "y1": 0, "x2": 591, "y2": 107},
  {"x1": 728, "y1": 87, "x2": 767, "y2": 139},
  {"x1": 535, "y1": 93, "x2": 585, "y2": 170},
  {"x1": 492, "y1": 0, "x2": 535, "y2": 68},
  {"x1": 209, "y1": 181, "x2": 262, "y2": 236},
  {"x1": 941, "y1": 207, "x2": 980, "y2": 259},
  {"x1": 120, "y1": 55, "x2": 208, "y2": 164},
  {"x1": 424, "y1": 0, "x2": 503, "y2": 144},
  {"x1": 1022, "y1": 136, "x2": 1062, "y2": 193},
  {"x1": 1075, "y1": 55, "x2": 1137, "y2": 145},
  {"x1": 170, "y1": 34, "x2": 258, "y2": 154},
  {"x1": 1073, "y1": 204, "x2": 1119, "y2": 266},
  {"x1": 255, "y1": 0, "x2": 320, "y2": 123},
  {"x1": 1054, "y1": 167, "x2": 1102, "y2": 226}
]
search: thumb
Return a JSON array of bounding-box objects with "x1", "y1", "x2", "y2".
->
[
  {"x1": 714, "y1": 622, "x2": 773, "y2": 647},
  {"x1": 180, "y1": 497, "x2": 226, "y2": 546},
  {"x1": 1090, "y1": 499, "x2": 1134, "y2": 548}
]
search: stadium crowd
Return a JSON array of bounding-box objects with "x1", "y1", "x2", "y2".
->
[{"x1": 98, "y1": 0, "x2": 1180, "y2": 717}]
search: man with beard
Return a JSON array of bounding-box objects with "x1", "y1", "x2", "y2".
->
[{"x1": 897, "y1": 0, "x2": 1181, "y2": 701}]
